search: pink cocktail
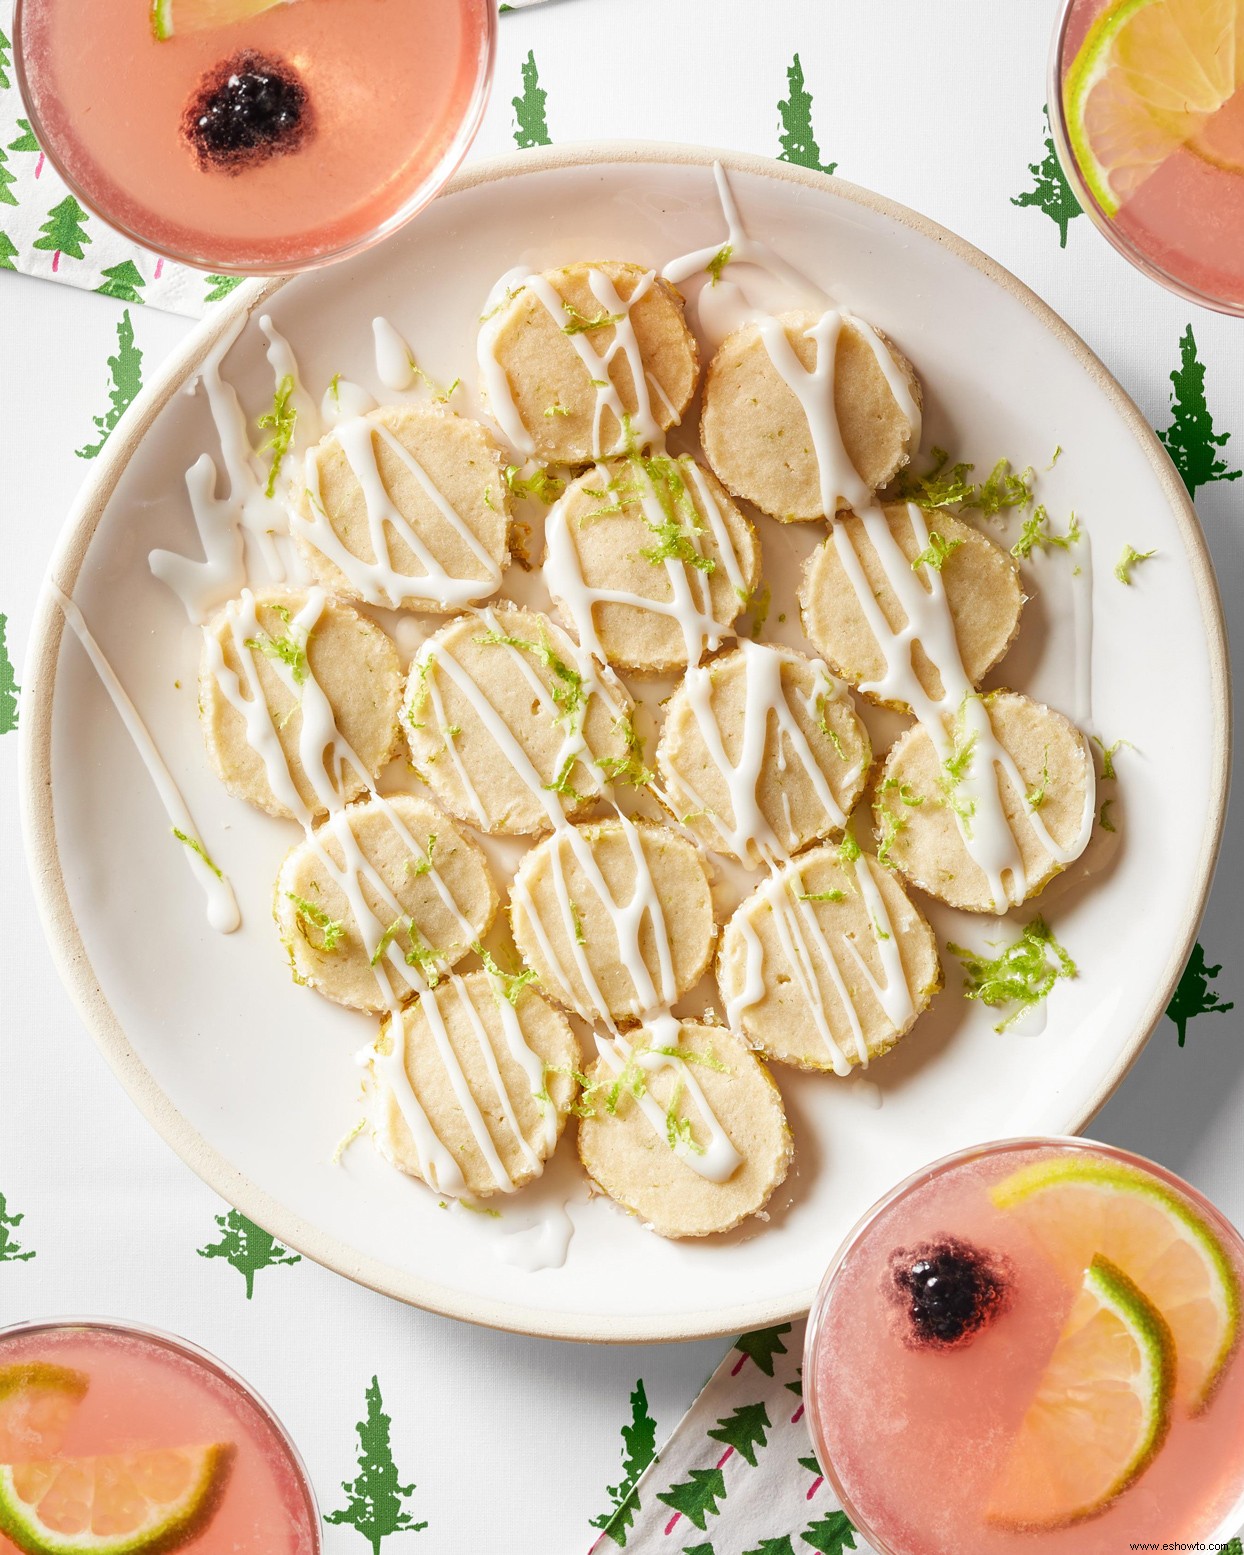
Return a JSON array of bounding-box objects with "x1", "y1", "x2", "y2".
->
[
  {"x1": 15, "y1": 0, "x2": 495, "y2": 272},
  {"x1": 805, "y1": 1139, "x2": 1244, "y2": 1554},
  {"x1": 0, "y1": 1319, "x2": 318, "y2": 1553},
  {"x1": 1051, "y1": 0, "x2": 1244, "y2": 313}
]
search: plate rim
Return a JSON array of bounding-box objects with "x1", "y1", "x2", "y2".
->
[{"x1": 19, "y1": 139, "x2": 1233, "y2": 1345}]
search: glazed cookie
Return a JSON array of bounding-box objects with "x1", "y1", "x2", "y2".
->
[
  {"x1": 403, "y1": 606, "x2": 637, "y2": 835},
  {"x1": 509, "y1": 819, "x2": 716, "y2": 1023},
  {"x1": 368, "y1": 971, "x2": 580, "y2": 1199},
  {"x1": 717, "y1": 843, "x2": 941, "y2": 1074},
  {"x1": 800, "y1": 503, "x2": 1023, "y2": 709},
  {"x1": 701, "y1": 309, "x2": 921, "y2": 521},
  {"x1": 544, "y1": 453, "x2": 761, "y2": 673},
  {"x1": 656, "y1": 641, "x2": 871, "y2": 864},
  {"x1": 873, "y1": 690, "x2": 1095, "y2": 913},
  {"x1": 478, "y1": 261, "x2": 699, "y2": 463},
  {"x1": 200, "y1": 586, "x2": 402, "y2": 821},
  {"x1": 577, "y1": 1021, "x2": 792, "y2": 1239},
  {"x1": 295, "y1": 404, "x2": 510, "y2": 612},
  {"x1": 274, "y1": 794, "x2": 498, "y2": 1013}
]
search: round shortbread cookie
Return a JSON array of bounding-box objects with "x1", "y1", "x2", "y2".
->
[
  {"x1": 800, "y1": 503, "x2": 1023, "y2": 709},
  {"x1": 295, "y1": 404, "x2": 511, "y2": 612},
  {"x1": 479, "y1": 261, "x2": 699, "y2": 463},
  {"x1": 656, "y1": 641, "x2": 871, "y2": 864},
  {"x1": 200, "y1": 587, "x2": 402, "y2": 821},
  {"x1": 701, "y1": 310, "x2": 921, "y2": 521},
  {"x1": 509, "y1": 820, "x2": 716, "y2": 1023},
  {"x1": 576, "y1": 1021, "x2": 792, "y2": 1239},
  {"x1": 716, "y1": 844, "x2": 941, "y2": 1074},
  {"x1": 544, "y1": 453, "x2": 760, "y2": 674},
  {"x1": 874, "y1": 690, "x2": 1095, "y2": 912},
  {"x1": 368, "y1": 971, "x2": 580, "y2": 1199},
  {"x1": 402, "y1": 607, "x2": 638, "y2": 835},
  {"x1": 274, "y1": 794, "x2": 498, "y2": 1013}
]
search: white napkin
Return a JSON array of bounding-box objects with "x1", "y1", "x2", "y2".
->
[{"x1": 589, "y1": 1318, "x2": 878, "y2": 1555}]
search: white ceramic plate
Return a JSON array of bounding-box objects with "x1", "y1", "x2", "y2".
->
[{"x1": 22, "y1": 144, "x2": 1229, "y2": 1343}]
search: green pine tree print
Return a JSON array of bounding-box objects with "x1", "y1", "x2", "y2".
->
[
  {"x1": 742, "y1": 1539, "x2": 795, "y2": 1555},
  {"x1": 797, "y1": 1454, "x2": 824, "y2": 1496},
  {"x1": 0, "y1": 1191, "x2": 35, "y2": 1262},
  {"x1": 0, "y1": 145, "x2": 16, "y2": 208},
  {"x1": 513, "y1": 50, "x2": 550, "y2": 149},
  {"x1": 589, "y1": 1378, "x2": 658, "y2": 1545},
  {"x1": 731, "y1": 1323, "x2": 792, "y2": 1377},
  {"x1": 1157, "y1": 324, "x2": 1242, "y2": 496},
  {"x1": 657, "y1": 1467, "x2": 726, "y2": 1532},
  {"x1": 0, "y1": 27, "x2": 11, "y2": 91},
  {"x1": 33, "y1": 194, "x2": 91, "y2": 270},
  {"x1": 0, "y1": 616, "x2": 19, "y2": 735},
  {"x1": 197, "y1": 1207, "x2": 300, "y2": 1299},
  {"x1": 682, "y1": 1546, "x2": 715, "y2": 1555},
  {"x1": 777, "y1": 54, "x2": 836, "y2": 176},
  {"x1": 707, "y1": 1402, "x2": 770, "y2": 1467},
  {"x1": 76, "y1": 310, "x2": 144, "y2": 460},
  {"x1": 95, "y1": 260, "x2": 146, "y2": 304},
  {"x1": 0, "y1": 231, "x2": 15, "y2": 270},
  {"x1": 801, "y1": 1511, "x2": 858, "y2": 1554},
  {"x1": 8, "y1": 118, "x2": 38, "y2": 153},
  {"x1": 326, "y1": 1377, "x2": 427, "y2": 1552},
  {"x1": 1221, "y1": 1539, "x2": 1241, "y2": 1555},
  {"x1": 1167, "y1": 941, "x2": 1234, "y2": 1046},
  {"x1": 1011, "y1": 106, "x2": 1082, "y2": 248},
  {"x1": 204, "y1": 273, "x2": 244, "y2": 303}
]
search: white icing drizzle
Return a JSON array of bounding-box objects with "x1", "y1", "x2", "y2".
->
[
  {"x1": 372, "y1": 317, "x2": 418, "y2": 392},
  {"x1": 667, "y1": 640, "x2": 853, "y2": 864},
  {"x1": 544, "y1": 454, "x2": 750, "y2": 667},
  {"x1": 757, "y1": 309, "x2": 922, "y2": 518},
  {"x1": 297, "y1": 413, "x2": 502, "y2": 610},
  {"x1": 477, "y1": 264, "x2": 669, "y2": 458},
  {"x1": 832, "y1": 503, "x2": 1095, "y2": 911},
  {"x1": 49, "y1": 584, "x2": 240, "y2": 935}
]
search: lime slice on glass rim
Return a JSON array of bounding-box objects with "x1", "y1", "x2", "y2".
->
[
  {"x1": 985, "y1": 1255, "x2": 1173, "y2": 1528},
  {"x1": 150, "y1": 0, "x2": 296, "y2": 42},
  {"x1": 1063, "y1": 0, "x2": 1243, "y2": 216},
  {"x1": 992, "y1": 1154, "x2": 1240, "y2": 1409},
  {"x1": 0, "y1": 1443, "x2": 233, "y2": 1555},
  {"x1": 0, "y1": 1368, "x2": 88, "y2": 1464}
]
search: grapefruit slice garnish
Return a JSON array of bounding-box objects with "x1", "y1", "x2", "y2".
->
[
  {"x1": 993, "y1": 1154, "x2": 1239, "y2": 1409},
  {"x1": 985, "y1": 1255, "x2": 1173, "y2": 1528},
  {"x1": 0, "y1": 1443, "x2": 233, "y2": 1555}
]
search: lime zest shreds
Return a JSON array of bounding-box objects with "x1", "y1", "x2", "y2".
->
[
  {"x1": 476, "y1": 944, "x2": 539, "y2": 1006},
  {"x1": 370, "y1": 917, "x2": 405, "y2": 969},
  {"x1": 1047, "y1": 445, "x2": 1063, "y2": 469},
  {"x1": 407, "y1": 353, "x2": 460, "y2": 404},
  {"x1": 1115, "y1": 543, "x2": 1157, "y2": 585},
  {"x1": 1092, "y1": 734, "x2": 1131, "y2": 780},
  {"x1": 570, "y1": 902, "x2": 587, "y2": 946},
  {"x1": 257, "y1": 374, "x2": 298, "y2": 498},
  {"x1": 630, "y1": 452, "x2": 716, "y2": 574},
  {"x1": 814, "y1": 693, "x2": 846, "y2": 758},
  {"x1": 1026, "y1": 747, "x2": 1051, "y2": 811},
  {"x1": 940, "y1": 698, "x2": 979, "y2": 830},
  {"x1": 642, "y1": 1044, "x2": 729, "y2": 1074},
  {"x1": 329, "y1": 373, "x2": 342, "y2": 403},
  {"x1": 172, "y1": 827, "x2": 222, "y2": 879},
  {"x1": 405, "y1": 834, "x2": 437, "y2": 878},
  {"x1": 968, "y1": 458, "x2": 1036, "y2": 518},
  {"x1": 562, "y1": 301, "x2": 624, "y2": 335},
  {"x1": 875, "y1": 800, "x2": 906, "y2": 868},
  {"x1": 460, "y1": 1199, "x2": 502, "y2": 1219},
  {"x1": 245, "y1": 606, "x2": 309, "y2": 685},
  {"x1": 331, "y1": 1117, "x2": 367, "y2": 1166},
  {"x1": 596, "y1": 714, "x2": 655, "y2": 789},
  {"x1": 287, "y1": 892, "x2": 345, "y2": 952},
  {"x1": 948, "y1": 916, "x2": 1077, "y2": 1032},
  {"x1": 797, "y1": 887, "x2": 846, "y2": 902},
  {"x1": 911, "y1": 530, "x2": 965, "y2": 572},
  {"x1": 836, "y1": 825, "x2": 861, "y2": 863},
  {"x1": 882, "y1": 777, "x2": 925, "y2": 807},
  {"x1": 474, "y1": 627, "x2": 585, "y2": 725},
  {"x1": 746, "y1": 582, "x2": 771, "y2": 640},
  {"x1": 706, "y1": 244, "x2": 734, "y2": 285},
  {"x1": 1011, "y1": 506, "x2": 1082, "y2": 559},
  {"x1": 544, "y1": 400, "x2": 571, "y2": 418},
  {"x1": 894, "y1": 446, "x2": 978, "y2": 510},
  {"x1": 1099, "y1": 798, "x2": 1117, "y2": 832},
  {"x1": 544, "y1": 751, "x2": 589, "y2": 802},
  {"x1": 504, "y1": 462, "x2": 565, "y2": 504},
  {"x1": 665, "y1": 1080, "x2": 706, "y2": 1156}
]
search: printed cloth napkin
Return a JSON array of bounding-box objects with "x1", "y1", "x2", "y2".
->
[
  {"x1": 0, "y1": 0, "x2": 548, "y2": 316},
  {"x1": 590, "y1": 1319, "x2": 878, "y2": 1555}
]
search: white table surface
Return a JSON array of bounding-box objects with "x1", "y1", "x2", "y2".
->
[{"x1": 1, "y1": 2, "x2": 1242, "y2": 1550}]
